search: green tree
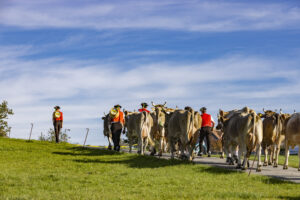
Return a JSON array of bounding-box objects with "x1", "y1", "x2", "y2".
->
[{"x1": 0, "y1": 101, "x2": 14, "y2": 137}]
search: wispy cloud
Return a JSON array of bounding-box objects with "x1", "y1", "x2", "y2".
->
[
  {"x1": 1, "y1": 44, "x2": 300, "y2": 144},
  {"x1": 1, "y1": 0, "x2": 300, "y2": 32}
]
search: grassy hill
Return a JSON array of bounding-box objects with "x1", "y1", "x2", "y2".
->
[{"x1": 0, "y1": 138, "x2": 299, "y2": 200}]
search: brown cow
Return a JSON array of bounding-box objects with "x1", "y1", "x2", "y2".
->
[
  {"x1": 168, "y1": 108, "x2": 196, "y2": 161},
  {"x1": 218, "y1": 107, "x2": 263, "y2": 171},
  {"x1": 259, "y1": 109, "x2": 288, "y2": 167},
  {"x1": 283, "y1": 113, "x2": 300, "y2": 170},
  {"x1": 101, "y1": 113, "x2": 113, "y2": 150},
  {"x1": 124, "y1": 111, "x2": 155, "y2": 155}
]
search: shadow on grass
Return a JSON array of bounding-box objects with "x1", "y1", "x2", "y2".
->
[
  {"x1": 73, "y1": 154, "x2": 188, "y2": 169},
  {"x1": 194, "y1": 166, "x2": 241, "y2": 175},
  {"x1": 52, "y1": 147, "x2": 120, "y2": 157},
  {"x1": 278, "y1": 196, "x2": 300, "y2": 200}
]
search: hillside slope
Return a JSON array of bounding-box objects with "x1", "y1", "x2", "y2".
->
[{"x1": 0, "y1": 138, "x2": 299, "y2": 200}]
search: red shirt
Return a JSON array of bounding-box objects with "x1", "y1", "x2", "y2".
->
[
  {"x1": 138, "y1": 108, "x2": 150, "y2": 113},
  {"x1": 53, "y1": 111, "x2": 63, "y2": 121},
  {"x1": 201, "y1": 113, "x2": 212, "y2": 127}
]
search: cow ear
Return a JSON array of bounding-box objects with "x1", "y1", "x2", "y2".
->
[
  {"x1": 101, "y1": 117, "x2": 105, "y2": 120},
  {"x1": 124, "y1": 111, "x2": 128, "y2": 116}
]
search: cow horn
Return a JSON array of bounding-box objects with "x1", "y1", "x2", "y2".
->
[
  {"x1": 176, "y1": 105, "x2": 178, "y2": 109},
  {"x1": 294, "y1": 109, "x2": 296, "y2": 114},
  {"x1": 151, "y1": 101, "x2": 156, "y2": 107},
  {"x1": 280, "y1": 108, "x2": 283, "y2": 114},
  {"x1": 263, "y1": 108, "x2": 265, "y2": 112},
  {"x1": 163, "y1": 101, "x2": 167, "y2": 107},
  {"x1": 103, "y1": 112, "x2": 106, "y2": 116}
]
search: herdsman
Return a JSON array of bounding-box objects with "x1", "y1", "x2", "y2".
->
[
  {"x1": 53, "y1": 106, "x2": 63, "y2": 143},
  {"x1": 110, "y1": 104, "x2": 125, "y2": 151},
  {"x1": 138, "y1": 102, "x2": 150, "y2": 113},
  {"x1": 198, "y1": 107, "x2": 215, "y2": 157}
]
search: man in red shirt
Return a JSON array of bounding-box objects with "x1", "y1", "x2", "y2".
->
[
  {"x1": 52, "y1": 106, "x2": 63, "y2": 143},
  {"x1": 110, "y1": 104, "x2": 124, "y2": 151},
  {"x1": 138, "y1": 103, "x2": 150, "y2": 113},
  {"x1": 198, "y1": 107, "x2": 215, "y2": 157}
]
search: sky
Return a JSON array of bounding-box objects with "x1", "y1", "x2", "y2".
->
[{"x1": 1, "y1": 0, "x2": 300, "y2": 145}]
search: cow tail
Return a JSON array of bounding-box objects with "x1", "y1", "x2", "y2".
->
[
  {"x1": 252, "y1": 112, "x2": 256, "y2": 148},
  {"x1": 187, "y1": 111, "x2": 194, "y2": 144}
]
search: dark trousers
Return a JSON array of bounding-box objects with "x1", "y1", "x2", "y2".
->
[
  {"x1": 199, "y1": 126, "x2": 212, "y2": 153},
  {"x1": 111, "y1": 122, "x2": 122, "y2": 151},
  {"x1": 53, "y1": 120, "x2": 62, "y2": 143}
]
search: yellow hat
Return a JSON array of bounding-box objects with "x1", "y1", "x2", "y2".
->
[{"x1": 110, "y1": 108, "x2": 119, "y2": 118}]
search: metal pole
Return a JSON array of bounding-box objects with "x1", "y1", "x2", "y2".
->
[
  {"x1": 28, "y1": 123, "x2": 34, "y2": 141},
  {"x1": 83, "y1": 128, "x2": 89, "y2": 147}
]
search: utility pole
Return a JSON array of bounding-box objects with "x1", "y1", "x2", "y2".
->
[
  {"x1": 83, "y1": 128, "x2": 89, "y2": 147},
  {"x1": 28, "y1": 123, "x2": 34, "y2": 141}
]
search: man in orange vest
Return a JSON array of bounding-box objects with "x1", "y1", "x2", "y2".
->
[
  {"x1": 138, "y1": 102, "x2": 150, "y2": 113},
  {"x1": 52, "y1": 106, "x2": 63, "y2": 143},
  {"x1": 198, "y1": 107, "x2": 215, "y2": 157},
  {"x1": 110, "y1": 104, "x2": 125, "y2": 151}
]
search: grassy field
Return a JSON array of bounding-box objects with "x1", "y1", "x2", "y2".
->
[{"x1": 1, "y1": 138, "x2": 300, "y2": 200}]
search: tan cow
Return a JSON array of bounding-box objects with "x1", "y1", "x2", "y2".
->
[
  {"x1": 218, "y1": 107, "x2": 263, "y2": 171},
  {"x1": 168, "y1": 107, "x2": 196, "y2": 161},
  {"x1": 124, "y1": 111, "x2": 155, "y2": 155},
  {"x1": 150, "y1": 102, "x2": 168, "y2": 156},
  {"x1": 283, "y1": 113, "x2": 300, "y2": 170},
  {"x1": 259, "y1": 109, "x2": 287, "y2": 167},
  {"x1": 101, "y1": 114, "x2": 113, "y2": 150}
]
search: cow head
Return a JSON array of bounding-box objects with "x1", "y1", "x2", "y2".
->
[
  {"x1": 216, "y1": 110, "x2": 230, "y2": 131},
  {"x1": 151, "y1": 101, "x2": 168, "y2": 127}
]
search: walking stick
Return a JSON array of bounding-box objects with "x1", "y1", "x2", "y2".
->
[{"x1": 248, "y1": 151, "x2": 257, "y2": 176}]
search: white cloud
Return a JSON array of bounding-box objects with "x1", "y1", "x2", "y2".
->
[
  {"x1": 1, "y1": 45, "x2": 300, "y2": 145},
  {"x1": 0, "y1": 0, "x2": 300, "y2": 32}
]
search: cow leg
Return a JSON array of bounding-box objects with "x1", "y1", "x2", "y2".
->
[
  {"x1": 236, "y1": 147, "x2": 243, "y2": 169},
  {"x1": 283, "y1": 140, "x2": 289, "y2": 170},
  {"x1": 274, "y1": 138, "x2": 283, "y2": 168},
  {"x1": 268, "y1": 146, "x2": 273, "y2": 165},
  {"x1": 138, "y1": 133, "x2": 143, "y2": 155},
  {"x1": 263, "y1": 147, "x2": 268, "y2": 166},
  {"x1": 256, "y1": 144, "x2": 262, "y2": 172},
  {"x1": 143, "y1": 137, "x2": 148, "y2": 155},
  {"x1": 108, "y1": 136, "x2": 113, "y2": 150},
  {"x1": 170, "y1": 137, "x2": 176, "y2": 159},
  {"x1": 158, "y1": 137, "x2": 163, "y2": 156}
]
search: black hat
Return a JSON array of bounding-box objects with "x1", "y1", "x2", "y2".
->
[
  {"x1": 141, "y1": 102, "x2": 148, "y2": 108},
  {"x1": 114, "y1": 104, "x2": 122, "y2": 108},
  {"x1": 200, "y1": 107, "x2": 207, "y2": 112},
  {"x1": 54, "y1": 106, "x2": 60, "y2": 110}
]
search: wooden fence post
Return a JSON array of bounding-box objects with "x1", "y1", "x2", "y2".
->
[
  {"x1": 28, "y1": 123, "x2": 34, "y2": 141},
  {"x1": 83, "y1": 128, "x2": 89, "y2": 147}
]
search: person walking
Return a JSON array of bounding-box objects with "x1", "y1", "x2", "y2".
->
[
  {"x1": 138, "y1": 102, "x2": 150, "y2": 113},
  {"x1": 53, "y1": 106, "x2": 63, "y2": 143},
  {"x1": 198, "y1": 107, "x2": 215, "y2": 157},
  {"x1": 110, "y1": 104, "x2": 124, "y2": 151}
]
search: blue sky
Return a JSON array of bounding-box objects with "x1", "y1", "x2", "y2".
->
[{"x1": 1, "y1": 0, "x2": 300, "y2": 145}]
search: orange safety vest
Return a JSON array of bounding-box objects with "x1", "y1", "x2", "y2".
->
[{"x1": 111, "y1": 110, "x2": 124, "y2": 124}]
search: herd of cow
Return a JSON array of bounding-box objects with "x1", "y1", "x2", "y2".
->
[{"x1": 102, "y1": 102, "x2": 300, "y2": 172}]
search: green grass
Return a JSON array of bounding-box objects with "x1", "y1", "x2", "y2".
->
[{"x1": 1, "y1": 138, "x2": 300, "y2": 200}]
